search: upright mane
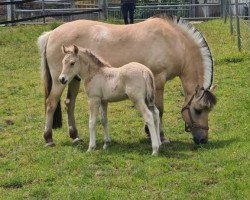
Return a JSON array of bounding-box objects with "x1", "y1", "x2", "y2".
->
[
  {"x1": 151, "y1": 15, "x2": 214, "y2": 90},
  {"x1": 81, "y1": 48, "x2": 111, "y2": 68}
]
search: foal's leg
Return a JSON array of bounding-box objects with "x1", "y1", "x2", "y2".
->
[
  {"x1": 100, "y1": 102, "x2": 111, "y2": 150},
  {"x1": 136, "y1": 100, "x2": 160, "y2": 156},
  {"x1": 87, "y1": 98, "x2": 101, "y2": 152},
  {"x1": 44, "y1": 82, "x2": 65, "y2": 146},
  {"x1": 65, "y1": 78, "x2": 81, "y2": 144}
]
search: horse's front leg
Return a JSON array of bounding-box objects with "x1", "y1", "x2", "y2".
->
[
  {"x1": 100, "y1": 101, "x2": 111, "y2": 149},
  {"x1": 44, "y1": 82, "x2": 65, "y2": 146},
  {"x1": 65, "y1": 78, "x2": 81, "y2": 144},
  {"x1": 87, "y1": 97, "x2": 101, "y2": 152},
  {"x1": 145, "y1": 83, "x2": 170, "y2": 144}
]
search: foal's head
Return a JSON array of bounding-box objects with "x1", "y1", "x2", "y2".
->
[
  {"x1": 181, "y1": 85, "x2": 217, "y2": 145},
  {"x1": 59, "y1": 45, "x2": 81, "y2": 85}
]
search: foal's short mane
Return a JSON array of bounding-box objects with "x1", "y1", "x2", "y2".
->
[
  {"x1": 151, "y1": 15, "x2": 214, "y2": 90},
  {"x1": 81, "y1": 48, "x2": 111, "y2": 68}
]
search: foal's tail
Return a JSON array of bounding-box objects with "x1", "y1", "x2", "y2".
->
[
  {"x1": 37, "y1": 31, "x2": 62, "y2": 129},
  {"x1": 143, "y1": 69, "x2": 156, "y2": 108}
]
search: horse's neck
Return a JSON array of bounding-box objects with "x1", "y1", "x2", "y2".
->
[{"x1": 180, "y1": 59, "x2": 204, "y2": 104}]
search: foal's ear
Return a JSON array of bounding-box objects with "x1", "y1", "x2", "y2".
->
[
  {"x1": 73, "y1": 45, "x2": 79, "y2": 55},
  {"x1": 61, "y1": 45, "x2": 67, "y2": 54}
]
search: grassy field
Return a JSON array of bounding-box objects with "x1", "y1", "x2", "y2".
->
[{"x1": 0, "y1": 19, "x2": 249, "y2": 199}]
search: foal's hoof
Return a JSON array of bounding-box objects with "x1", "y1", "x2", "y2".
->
[
  {"x1": 87, "y1": 146, "x2": 96, "y2": 152},
  {"x1": 103, "y1": 141, "x2": 111, "y2": 150},
  {"x1": 72, "y1": 138, "x2": 82, "y2": 145},
  {"x1": 45, "y1": 142, "x2": 55, "y2": 147},
  {"x1": 151, "y1": 151, "x2": 159, "y2": 156}
]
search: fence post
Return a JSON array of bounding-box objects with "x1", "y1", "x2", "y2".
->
[
  {"x1": 98, "y1": 0, "x2": 108, "y2": 20},
  {"x1": 42, "y1": 0, "x2": 45, "y2": 24},
  {"x1": 248, "y1": 2, "x2": 250, "y2": 23},
  {"x1": 235, "y1": 0, "x2": 241, "y2": 51},
  {"x1": 7, "y1": 0, "x2": 14, "y2": 24},
  {"x1": 221, "y1": 0, "x2": 225, "y2": 18},
  {"x1": 224, "y1": 0, "x2": 228, "y2": 23},
  {"x1": 229, "y1": 0, "x2": 233, "y2": 35},
  {"x1": 189, "y1": 0, "x2": 196, "y2": 18}
]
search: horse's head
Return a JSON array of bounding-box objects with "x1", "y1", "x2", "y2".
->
[
  {"x1": 59, "y1": 45, "x2": 80, "y2": 85},
  {"x1": 181, "y1": 85, "x2": 217, "y2": 144}
]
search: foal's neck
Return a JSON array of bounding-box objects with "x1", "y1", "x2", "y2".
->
[{"x1": 79, "y1": 53, "x2": 109, "y2": 82}]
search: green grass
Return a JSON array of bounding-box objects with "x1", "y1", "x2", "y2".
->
[{"x1": 0, "y1": 19, "x2": 249, "y2": 199}]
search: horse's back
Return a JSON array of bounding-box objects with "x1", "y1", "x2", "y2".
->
[{"x1": 45, "y1": 18, "x2": 191, "y2": 80}]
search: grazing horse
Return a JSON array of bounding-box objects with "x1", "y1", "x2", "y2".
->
[
  {"x1": 60, "y1": 45, "x2": 161, "y2": 155},
  {"x1": 37, "y1": 16, "x2": 217, "y2": 147}
]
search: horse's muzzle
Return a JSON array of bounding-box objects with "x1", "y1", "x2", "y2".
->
[{"x1": 193, "y1": 136, "x2": 208, "y2": 145}]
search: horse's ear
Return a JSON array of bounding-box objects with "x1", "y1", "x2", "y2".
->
[
  {"x1": 61, "y1": 45, "x2": 67, "y2": 54},
  {"x1": 209, "y1": 84, "x2": 217, "y2": 93},
  {"x1": 195, "y1": 85, "x2": 204, "y2": 98},
  {"x1": 73, "y1": 45, "x2": 78, "y2": 55}
]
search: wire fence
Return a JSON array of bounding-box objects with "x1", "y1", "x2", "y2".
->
[
  {"x1": 1, "y1": 0, "x2": 250, "y2": 25},
  {"x1": 0, "y1": 0, "x2": 103, "y2": 25},
  {"x1": 223, "y1": 0, "x2": 250, "y2": 51}
]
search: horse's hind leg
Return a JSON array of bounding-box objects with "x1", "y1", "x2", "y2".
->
[
  {"x1": 44, "y1": 82, "x2": 65, "y2": 146},
  {"x1": 145, "y1": 85, "x2": 170, "y2": 144},
  {"x1": 65, "y1": 78, "x2": 81, "y2": 144},
  {"x1": 135, "y1": 100, "x2": 160, "y2": 156},
  {"x1": 149, "y1": 105, "x2": 161, "y2": 146},
  {"x1": 100, "y1": 101, "x2": 111, "y2": 149}
]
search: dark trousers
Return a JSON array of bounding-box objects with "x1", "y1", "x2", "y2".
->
[{"x1": 121, "y1": 3, "x2": 135, "y2": 24}]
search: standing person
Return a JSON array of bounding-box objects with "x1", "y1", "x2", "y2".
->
[{"x1": 121, "y1": 0, "x2": 136, "y2": 24}]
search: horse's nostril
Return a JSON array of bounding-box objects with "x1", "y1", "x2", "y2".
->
[{"x1": 193, "y1": 137, "x2": 208, "y2": 145}]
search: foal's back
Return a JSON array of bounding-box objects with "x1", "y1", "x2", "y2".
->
[{"x1": 98, "y1": 62, "x2": 154, "y2": 102}]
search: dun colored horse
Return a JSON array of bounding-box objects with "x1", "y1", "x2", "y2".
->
[
  {"x1": 60, "y1": 45, "x2": 161, "y2": 155},
  {"x1": 37, "y1": 16, "x2": 217, "y2": 147}
]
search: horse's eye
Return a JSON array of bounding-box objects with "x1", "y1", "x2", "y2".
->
[
  {"x1": 70, "y1": 61, "x2": 75, "y2": 66},
  {"x1": 194, "y1": 108, "x2": 202, "y2": 115}
]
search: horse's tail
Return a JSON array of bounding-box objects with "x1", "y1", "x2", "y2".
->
[
  {"x1": 143, "y1": 69, "x2": 155, "y2": 108},
  {"x1": 37, "y1": 31, "x2": 62, "y2": 129}
]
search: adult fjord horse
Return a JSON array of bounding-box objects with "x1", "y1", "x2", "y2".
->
[{"x1": 38, "y1": 16, "x2": 217, "y2": 147}]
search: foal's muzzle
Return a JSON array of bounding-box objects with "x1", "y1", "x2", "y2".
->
[{"x1": 59, "y1": 76, "x2": 68, "y2": 85}]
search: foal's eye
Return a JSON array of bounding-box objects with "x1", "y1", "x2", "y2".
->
[
  {"x1": 194, "y1": 108, "x2": 203, "y2": 115},
  {"x1": 70, "y1": 62, "x2": 75, "y2": 66}
]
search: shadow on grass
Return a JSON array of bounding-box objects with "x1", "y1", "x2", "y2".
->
[{"x1": 62, "y1": 137, "x2": 236, "y2": 158}]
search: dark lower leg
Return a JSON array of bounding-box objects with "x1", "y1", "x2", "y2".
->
[
  {"x1": 129, "y1": 5, "x2": 135, "y2": 24},
  {"x1": 66, "y1": 79, "x2": 80, "y2": 140},
  {"x1": 122, "y1": 5, "x2": 129, "y2": 24}
]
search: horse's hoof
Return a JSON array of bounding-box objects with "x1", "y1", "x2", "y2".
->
[
  {"x1": 45, "y1": 142, "x2": 55, "y2": 147},
  {"x1": 72, "y1": 138, "x2": 82, "y2": 145},
  {"x1": 161, "y1": 137, "x2": 170, "y2": 145},
  {"x1": 103, "y1": 141, "x2": 111, "y2": 150},
  {"x1": 151, "y1": 151, "x2": 159, "y2": 156}
]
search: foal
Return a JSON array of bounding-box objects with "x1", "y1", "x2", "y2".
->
[{"x1": 59, "y1": 45, "x2": 161, "y2": 155}]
